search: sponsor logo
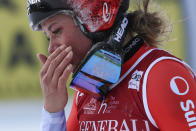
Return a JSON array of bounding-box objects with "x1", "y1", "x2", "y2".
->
[
  {"x1": 170, "y1": 76, "x2": 189, "y2": 95},
  {"x1": 114, "y1": 17, "x2": 128, "y2": 42},
  {"x1": 28, "y1": 0, "x2": 41, "y2": 4},
  {"x1": 103, "y1": 2, "x2": 112, "y2": 23},
  {"x1": 128, "y1": 70, "x2": 143, "y2": 91},
  {"x1": 124, "y1": 37, "x2": 142, "y2": 53},
  {"x1": 98, "y1": 100, "x2": 108, "y2": 114},
  {"x1": 170, "y1": 76, "x2": 196, "y2": 130},
  {"x1": 83, "y1": 96, "x2": 119, "y2": 115},
  {"x1": 98, "y1": 96, "x2": 120, "y2": 114},
  {"x1": 79, "y1": 119, "x2": 150, "y2": 131},
  {"x1": 83, "y1": 98, "x2": 97, "y2": 114}
]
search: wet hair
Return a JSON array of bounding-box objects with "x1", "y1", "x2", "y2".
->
[{"x1": 127, "y1": 0, "x2": 171, "y2": 47}]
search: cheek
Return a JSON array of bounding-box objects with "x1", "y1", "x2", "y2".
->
[
  {"x1": 71, "y1": 27, "x2": 91, "y2": 54},
  {"x1": 71, "y1": 39, "x2": 91, "y2": 67},
  {"x1": 73, "y1": 43, "x2": 89, "y2": 62},
  {"x1": 65, "y1": 25, "x2": 92, "y2": 66},
  {"x1": 60, "y1": 24, "x2": 76, "y2": 45}
]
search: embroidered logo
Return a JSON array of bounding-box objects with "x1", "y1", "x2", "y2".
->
[{"x1": 128, "y1": 70, "x2": 143, "y2": 91}]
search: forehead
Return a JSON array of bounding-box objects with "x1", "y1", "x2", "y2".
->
[
  {"x1": 41, "y1": 14, "x2": 62, "y2": 28},
  {"x1": 41, "y1": 14, "x2": 72, "y2": 29}
]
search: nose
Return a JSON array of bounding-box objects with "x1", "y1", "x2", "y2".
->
[{"x1": 48, "y1": 36, "x2": 61, "y2": 54}]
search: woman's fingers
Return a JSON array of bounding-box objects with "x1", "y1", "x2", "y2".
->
[
  {"x1": 40, "y1": 44, "x2": 67, "y2": 77},
  {"x1": 53, "y1": 50, "x2": 73, "y2": 78},
  {"x1": 51, "y1": 50, "x2": 73, "y2": 89},
  {"x1": 46, "y1": 46, "x2": 72, "y2": 81},
  {"x1": 58, "y1": 64, "x2": 73, "y2": 90},
  {"x1": 38, "y1": 44, "x2": 74, "y2": 113}
]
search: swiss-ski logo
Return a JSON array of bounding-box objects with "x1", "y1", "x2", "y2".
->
[{"x1": 128, "y1": 70, "x2": 143, "y2": 91}]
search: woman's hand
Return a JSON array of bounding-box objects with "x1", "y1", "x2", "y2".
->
[{"x1": 37, "y1": 44, "x2": 73, "y2": 113}]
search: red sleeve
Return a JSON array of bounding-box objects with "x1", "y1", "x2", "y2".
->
[
  {"x1": 66, "y1": 91, "x2": 80, "y2": 131},
  {"x1": 147, "y1": 59, "x2": 196, "y2": 131}
]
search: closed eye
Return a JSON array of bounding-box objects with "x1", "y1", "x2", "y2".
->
[{"x1": 52, "y1": 28, "x2": 61, "y2": 35}]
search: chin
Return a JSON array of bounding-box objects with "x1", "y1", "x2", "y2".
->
[
  {"x1": 71, "y1": 55, "x2": 85, "y2": 72},
  {"x1": 72, "y1": 64, "x2": 77, "y2": 72},
  {"x1": 71, "y1": 60, "x2": 79, "y2": 72}
]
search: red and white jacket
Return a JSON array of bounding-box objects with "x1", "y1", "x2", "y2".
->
[{"x1": 66, "y1": 44, "x2": 196, "y2": 131}]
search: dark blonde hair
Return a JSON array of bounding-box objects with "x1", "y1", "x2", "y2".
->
[{"x1": 127, "y1": 0, "x2": 171, "y2": 47}]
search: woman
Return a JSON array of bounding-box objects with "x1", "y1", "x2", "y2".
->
[{"x1": 27, "y1": 0, "x2": 196, "y2": 130}]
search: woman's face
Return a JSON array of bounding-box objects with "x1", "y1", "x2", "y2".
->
[{"x1": 41, "y1": 14, "x2": 92, "y2": 70}]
